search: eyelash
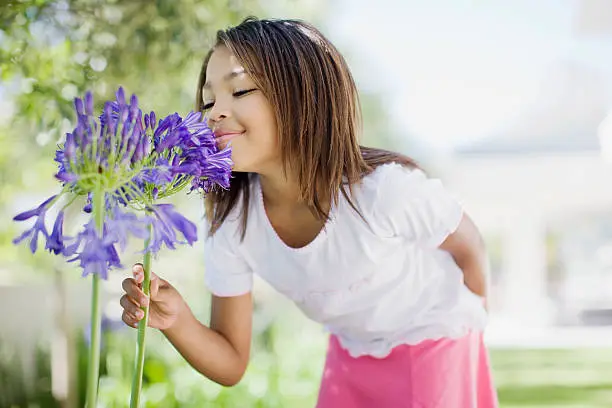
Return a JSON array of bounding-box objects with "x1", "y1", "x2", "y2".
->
[{"x1": 202, "y1": 89, "x2": 256, "y2": 111}]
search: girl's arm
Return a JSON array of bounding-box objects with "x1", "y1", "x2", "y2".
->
[
  {"x1": 162, "y1": 293, "x2": 253, "y2": 386},
  {"x1": 439, "y1": 213, "x2": 489, "y2": 304}
]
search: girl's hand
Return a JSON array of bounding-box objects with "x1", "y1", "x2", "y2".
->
[{"x1": 120, "y1": 263, "x2": 185, "y2": 330}]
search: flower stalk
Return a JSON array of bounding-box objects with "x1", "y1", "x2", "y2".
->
[
  {"x1": 130, "y1": 222, "x2": 152, "y2": 408},
  {"x1": 85, "y1": 188, "x2": 106, "y2": 408}
]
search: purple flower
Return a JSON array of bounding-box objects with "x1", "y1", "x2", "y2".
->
[
  {"x1": 13, "y1": 195, "x2": 56, "y2": 221},
  {"x1": 56, "y1": 171, "x2": 78, "y2": 184},
  {"x1": 141, "y1": 157, "x2": 174, "y2": 186},
  {"x1": 105, "y1": 206, "x2": 150, "y2": 251},
  {"x1": 153, "y1": 113, "x2": 181, "y2": 153},
  {"x1": 152, "y1": 112, "x2": 215, "y2": 155},
  {"x1": 54, "y1": 149, "x2": 67, "y2": 177},
  {"x1": 85, "y1": 92, "x2": 94, "y2": 116},
  {"x1": 13, "y1": 215, "x2": 48, "y2": 254},
  {"x1": 147, "y1": 204, "x2": 197, "y2": 253},
  {"x1": 99, "y1": 101, "x2": 119, "y2": 129},
  {"x1": 55, "y1": 138, "x2": 78, "y2": 183},
  {"x1": 179, "y1": 146, "x2": 233, "y2": 192},
  {"x1": 181, "y1": 111, "x2": 216, "y2": 146},
  {"x1": 135, "y1": 110, "x2": 233, "y2": 198},
  {"x1": 156, "y1": 126, "x2": 189, "y2": 154},
  {"x1": 83, "y1": 192, "x2": 93, "y2": 213},
  {"x1": 15, "y1": 87, "x2": 235, "y2": 283},
  {"x1": 74, "y1": 97, "x2": 84, "y2": 116},
  {"x1": 45, "y1": 211, "x2": 65, "y2": 255},
  {"x1": 200, "y1": 148, "x2": 233, "y2": 190},
  {"x1": 55, "y1": 87, "x2": 147, "y2": 188},
  {"x1": 65, "y1": 220, "x2": 122, "y2": 280},
  {"x1": 12, "y1": 195, "x2": 57, "y2": 253}
]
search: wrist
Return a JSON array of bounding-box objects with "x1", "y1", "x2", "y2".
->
[{"x1": 162, "y1": 298, "x2": 193, "y2": 334}]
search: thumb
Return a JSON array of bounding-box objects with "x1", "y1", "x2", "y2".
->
[
  {"x1": 133, "y1": 263, "x2": 159, "y2": 301},
  {"x1": 132, "y1": 263, "x2": 144, "y2": 285}
]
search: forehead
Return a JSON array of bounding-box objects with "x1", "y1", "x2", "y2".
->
[{"x1": 204, "y1": 46, "x2": 245, "y2": 87}]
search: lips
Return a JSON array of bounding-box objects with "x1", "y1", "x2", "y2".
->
[{"x1": 214, "y1": 130, "x2": 244, "y2": 145}]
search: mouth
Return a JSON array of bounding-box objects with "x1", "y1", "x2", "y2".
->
[{"x1": 214, "y1": 131, "x2": 244, "y2": 145}]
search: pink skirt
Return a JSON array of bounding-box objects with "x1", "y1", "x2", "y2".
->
[{"x1": 316, "y1": 331, "x2": 498, "y2": 408}]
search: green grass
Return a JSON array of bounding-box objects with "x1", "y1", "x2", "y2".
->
[{"x1": 491, "y1": 348, "x2": 612, "y2": 407}]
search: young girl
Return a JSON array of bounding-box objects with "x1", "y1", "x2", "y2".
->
[{"x1": 120, "y1": 17, "x2": 498, "y2": 407}]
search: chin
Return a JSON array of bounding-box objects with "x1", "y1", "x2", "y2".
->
[
  {"x1": 231, "y1": 166, "x2": 247, "y2": 173},
  {"x1": 229, "y1": 151, "x2": 276, "y2": 174},
  {"x1": 231, "y1": 165, "x2": 256, "y2": 174},
  {"x1": 229, "y1": 150, "x2": 256, "y2": 173},
  {"x1": 229, "y1": 159, "x2": 251, "y2": 173}
]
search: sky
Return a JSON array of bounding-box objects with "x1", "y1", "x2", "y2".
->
[{"x1": 325, "y1": 0, "x2": 612, "y2": 150}]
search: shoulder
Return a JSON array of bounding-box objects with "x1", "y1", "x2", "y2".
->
[
  {"x1": 353, "y1": 162, "x2": 430, "y2": 209},
  {"x1": 362, "y1": 161, "x2": 425, "y2": 185},
  {"x1": 352, "y1": 162, "x2": 463, "y2": 242}
]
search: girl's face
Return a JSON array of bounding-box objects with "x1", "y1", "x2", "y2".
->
[{"x1": 203, "y1": 45, "x2": 280, "y2": 173}]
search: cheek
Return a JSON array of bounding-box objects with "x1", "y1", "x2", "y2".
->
[
  {"x1": 230, "y1": 123, "x2": 278, "y2": 172},
  {"x1": 228, "y1": 96, "x2": 280, "y2": 171},
  {"x1": 239, "y1": 101, "x2": 278, "y2": 151},
  {"x1": 236, "y1": 129, "x2": 278, "y2": 161}
]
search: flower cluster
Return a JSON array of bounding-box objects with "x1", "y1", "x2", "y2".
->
[{"x1": 13, "y1": 87, "x2": 233, "y2": 278}]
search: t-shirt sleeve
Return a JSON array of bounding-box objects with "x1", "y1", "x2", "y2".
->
[
  {"x1": 373, "y1": 164, "x2": 464, "y2": 248},
  {"x1": 203, "y1": 224, "x2": 253, "y2": 297}
]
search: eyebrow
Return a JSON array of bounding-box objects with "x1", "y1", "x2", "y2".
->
[{"x1": 203, "y1": 68, "x2": 246, "y2": 90}]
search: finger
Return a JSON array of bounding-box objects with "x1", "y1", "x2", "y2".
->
[
  {"x1": 122, "y1": 310, "x2": 140, "y2": 328},
  {"x1": 132, "y1": 264, "x2": 158, "y2": 303},
  {"x1": 132, "y1": 263, "x2": 144, "y2": 284},
  {"x1": 119, "y1": 294, "x2": 141, "y2": 316},
  {"x1": 121, "y1": 279, "x2": 148, "y2": 307},
  {"x1": 119, "y1": 294, "x2": 145, "y2": 318}
]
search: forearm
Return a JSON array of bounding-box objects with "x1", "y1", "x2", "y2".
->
[
  {"x1": 161, "y1": 303, "x2": 248, "y2": 386},
  {"x1": 439, "y1": 214, "x2": 490, "y2": 301},
  {"x1": 456, "y1": 255, "x2": 488, "y2": 299}
]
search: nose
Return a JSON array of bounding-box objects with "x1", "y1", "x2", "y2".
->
[{"x1": 207, "y1": 101, "x2": 230, "y2": 127}]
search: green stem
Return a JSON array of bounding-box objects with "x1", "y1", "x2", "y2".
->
[
  {"x1": 85, "y1": 189, "x2": 105, "y2": 408},
  {"x1": 130, "y1": 222, "x2": 153, "y2": 408}
]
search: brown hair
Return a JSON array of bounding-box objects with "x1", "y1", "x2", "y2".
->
[{"x1": 196, "y1": 17, "x2": 418, "y2": 237}]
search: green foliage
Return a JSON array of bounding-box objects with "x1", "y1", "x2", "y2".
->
[
  {"x1": 0, "y1": 339, "x2": 59, "y2": 408},
  {"x1": 0, "y1": 300, "x2": 328, "y2": 407},
  {"x1": 4, "y1": 325, "x2": 612, "y2": 407}
]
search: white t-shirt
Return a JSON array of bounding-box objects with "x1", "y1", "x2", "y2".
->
[{"x1": 203, "y1": 162, "x2": 488, "y2": 358}]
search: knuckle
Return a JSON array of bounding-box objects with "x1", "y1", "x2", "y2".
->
[
  {"x1": 121, "y1": 278, "x2": 134, "y2": 291},
  {"x1": 121, "y1": 311, "x2": 131, "y2": 324},
  {"x1": 119, "y1": 295, "x2": 137, "y2": 313}
]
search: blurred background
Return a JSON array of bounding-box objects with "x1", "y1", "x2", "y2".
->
[{"x1": 2, "y1": 0, "x2": 612, "y2": 406}]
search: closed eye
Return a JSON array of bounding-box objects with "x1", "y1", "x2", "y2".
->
[
  {"x1": 233, "y1": 88, "x2": 257, "y2": 98},
  {"x1": 202, "y1": 89, "x2": 257, "y2": 111}
]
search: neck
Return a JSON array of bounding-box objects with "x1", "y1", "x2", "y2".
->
[
  {"x1": 256, "y1": 164, "x2": 331, "y2": 218},
  {"x1": 257, "y1": 167, "x2": 303, "y2": 208}
]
